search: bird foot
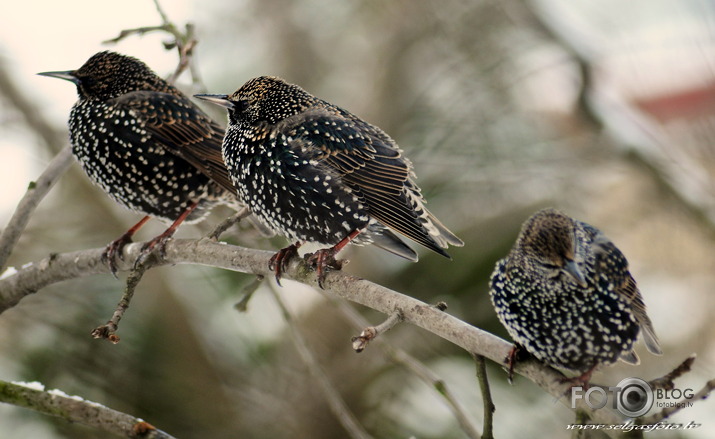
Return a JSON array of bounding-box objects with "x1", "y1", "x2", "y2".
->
[
  {"x1": 305, "y1": 247, "x2": 346, "y2": 289},
  {"x1": 133, "y1": 231, "x2": 174, "y2": 270},
  {"x1": 558, "y1": 365, "x2": 597, "y2": 391},
  {"x1": 505, "y1": 343, "x2": 530, "y2": 384},
  {"x1": 269, "y1": 243, "x2": 301, "y2": 286},
  {"x1": 102, "y1": 233, "x2": 134, "y2": 279}
]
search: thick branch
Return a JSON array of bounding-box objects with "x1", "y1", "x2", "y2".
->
[
  {"x1": 0, "y1": 146, "x2": 73, "y2": 272},
  {"x1": 0, "y1": 238, "x2": 624, "y2": 427},
  {"x1": 0, "y1": 380, "x2": 176, "y2": 439}
]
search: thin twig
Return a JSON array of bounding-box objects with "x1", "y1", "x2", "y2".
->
[
  {"x1": 647, "y1": 354, "x2": 696, "y2": 391},
  {"x1": 0, "y1": 147, "x2": 73, "y2": 273},
  {"x1": 642, "y1": 378, "x2": 715, "y2": 424},
  {"x1": 266, "y1": 285, "x2": 374, "y2": 439},
  {"x1": 207, "y1": 207, "x2": 251, "y2": 241},
  {"x1": 151, "y1": 0, "x2": 171, "y2": 24},
  {"x1": 103, "y1": 0, "x2": 203, "y2": 88},
  {"x1": 335, "y1": 300, "x2": 481, "y2": 439},
  {"x1": 90, "y1": 256, "x2": 156, "y2": 343},
  {"x1": 234, "y1": 275, "x2": 264, "y2": 312},
  {"x1": 351, "y1": 310, "x2": 404, "y2": 353},
  {"x1": 102, "y1": 25, "x2": 172, "y2": 45},
  {"x1": 473, "y1": 354, "x2": 495, "y2": 439},
  {"x1": 0, "y1": 380, "x2": 176, "y2": 439}
]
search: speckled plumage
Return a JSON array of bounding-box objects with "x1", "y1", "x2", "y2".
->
[
  {"x1": 489, "y1": 208, "x2": 661, "y2": 377},
  {"x1": 40, "y1": 51, "x2": 236, "y2": 271},
  {"x1": 196, "y1": 76, "x2": 462, "y2": 283}
]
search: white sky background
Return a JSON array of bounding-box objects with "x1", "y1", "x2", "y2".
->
[{"x1": 0, "y1": 0, "x2": 194, "y2": 222}]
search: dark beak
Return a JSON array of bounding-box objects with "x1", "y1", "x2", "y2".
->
[
  {"x1": 193, "y1": 94, "x2": 234, "y2": 109},
  {"x1": 564, "y1": 260, "x2": 587, "y2": 288},
  {"x1": 37, "y1": 70, "x2": 80, "y2": 85}
]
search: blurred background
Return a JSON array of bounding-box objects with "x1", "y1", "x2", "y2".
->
[{"x1": 1, "y1": 0, "x2": 714, "y2": 437}]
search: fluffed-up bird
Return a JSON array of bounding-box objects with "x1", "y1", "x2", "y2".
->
[
  {"x1": 40, "y1": 51, "x2": 238, "y2": 274},
  {"x1": 195, "y1": 76, "x2": 463, "y2": 286},
  {"x1": 489, "y1": 208, "x2": 661, "y2": 385}
]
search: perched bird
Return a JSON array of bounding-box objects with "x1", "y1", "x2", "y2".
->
[
  {"x1": 490, "y1": 208, "x2": 661, "y2": 385},
  {"x1": 39, "y1": 51, "x2": 237, "y2": 274},
  {"x1": 195, "y1": 76, "x2": 463, "y2": 286}
]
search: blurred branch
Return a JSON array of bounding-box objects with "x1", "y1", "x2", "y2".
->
[
  {"x1": 1, "y1": 238, "x2": 712, "y2": 435},
  {"x1": 647, "y1": 355, "x2": 696, "y2": 391},
  {"x1": 643, "y1": 378, "x2": 715, "y2": 424},
  {"x1": 335, "y1": 300, "x2": 481, "y2": 439},
  {"x1": 516, "y1": 0, "x2": 715, "y2": 236},
  {"x1": 267, "y1": 285, "x2": 374, "y2": 439},
  {"x1": 103, "y1": 0, "x2": 204, "y2": 89},
  {"x1": 0, "y1": 55, "x2": 67, "y2": 154},
  {"x1": 0, "y1": 380, "x2": 176, "y2": 439},
  {"x1": 642, "y1": 355, "x2": 713, "y2": 424},
  {"x1": 473, "y1": 354, "x2": 495, "y2": 439},
  {"x1": 0, "y1": 146, "x2": 73, "y2": 273}
]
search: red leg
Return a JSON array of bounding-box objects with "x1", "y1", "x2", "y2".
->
[
  {"x1": 134, "y1": 202, "x2": 199, "y2": 269},
  {"x1": 269, "y1": 242, "x2": 302, "y2": 286},
  {"x1": 306, "y1": 229, "x2": 362, "y2": 288},
  {"x1": 103, "y1": 215, "x2": 151, "y2": 278},
  {"x1": 559, "y1": 364, "x2": 598, "y2": 390}
]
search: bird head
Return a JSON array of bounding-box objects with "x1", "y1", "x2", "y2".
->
[
  {"x1": 195, "y1": 76, "x2": 314, "y2": 125},
  {"x1": 515, "y1": 208, "x2": 588, "y2": 288},
  {"x1": 38, "y1": 51, "x2": 167, "y2": 100}
]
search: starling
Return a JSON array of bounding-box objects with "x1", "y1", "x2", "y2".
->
[
  {"x1": 195, "y1": 76, "x2": 463, "y2": 286},
  {"x1": 489, "y1": 208, "x2": 662, "y2": 385},
  {"x1": 39, "y1": 51, "x2": 237, "y2": 274}
]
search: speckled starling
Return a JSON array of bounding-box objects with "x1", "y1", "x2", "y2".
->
[
  {"x1": 489, "y1": 208, "x2": 661, "y2": 384},
  {"x1": 39, "y1": 51, "x2": 237, "y2": 273},
  {"x1": 195, "y1": 76, "x2": 463, "y2": 285}
]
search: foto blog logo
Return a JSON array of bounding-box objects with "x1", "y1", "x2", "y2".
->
[{"x1": 571, "y1": 377, "x2": 695, "y2": 418}]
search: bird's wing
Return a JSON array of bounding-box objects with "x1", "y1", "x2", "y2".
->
[
  {"x1": 110, "y1": 91, "x2": 236, "y2": 195},
  {"x1": 591, "y1": 231, "x2": 663, "y2": 356},
  {"x1": 277, "y1": 108, "x2": 451, "y2": 255}
]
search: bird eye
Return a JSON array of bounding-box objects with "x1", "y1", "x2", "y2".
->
[
  {"x1": 235, "y1": 100, "x2": 249, "y2": 112},
  {"x1": 540, "y1": 261, "x2": 561, "y2": 270}
]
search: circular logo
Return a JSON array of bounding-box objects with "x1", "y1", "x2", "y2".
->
[{"x1": 615, "y1": 377, "x2": 654, "y2": 417}]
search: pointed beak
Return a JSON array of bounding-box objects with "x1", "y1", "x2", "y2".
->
[
  {"x1": 564, "y1": 260, "x2": 587, "y2": 288},
  {"x1": 37, "y1": 70, "x2": 80, "y2": 85},
  {"x1": 193, "y1": 94, "x2": 234, "y2": 109}
]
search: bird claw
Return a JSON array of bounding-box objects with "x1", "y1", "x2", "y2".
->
[
  {"x1": 505, "y1": 343, "x2": 529, "y2": 384},
  {"x1": 133, "y1": 233, "x2": 173, "y2": 270},
  {"x1": 558, "y1": 365, "x2": 597, "y2": 391},
  {"x1": 305, "y1": 247, "x2": 345, "y2": 289},
  {"x1": 269, "y1": 243, "x2": 301, "y2": 286},
  {"x1": 102, "y1": 234, "x2": 134, "y2": 279}
]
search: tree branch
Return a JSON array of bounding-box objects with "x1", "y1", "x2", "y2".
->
[
  {"x1": 473, "y1": 354, "x2": 495, "y2": 439},
  {"x1": 351, "y1": 309, "x2": 404, "y2": 353},
  {"x1": 0, "y1": 237, "x2": 625, "y2": 428},
  {"x1": 0, "y1": 380, "x2": 176, "y2": 439},
  {"x1": 0, "y1": 146, "x2": 73, "y2": 273},
  {"x1": 334, "y1": 300, "x2": 482, "y2": 439}
]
